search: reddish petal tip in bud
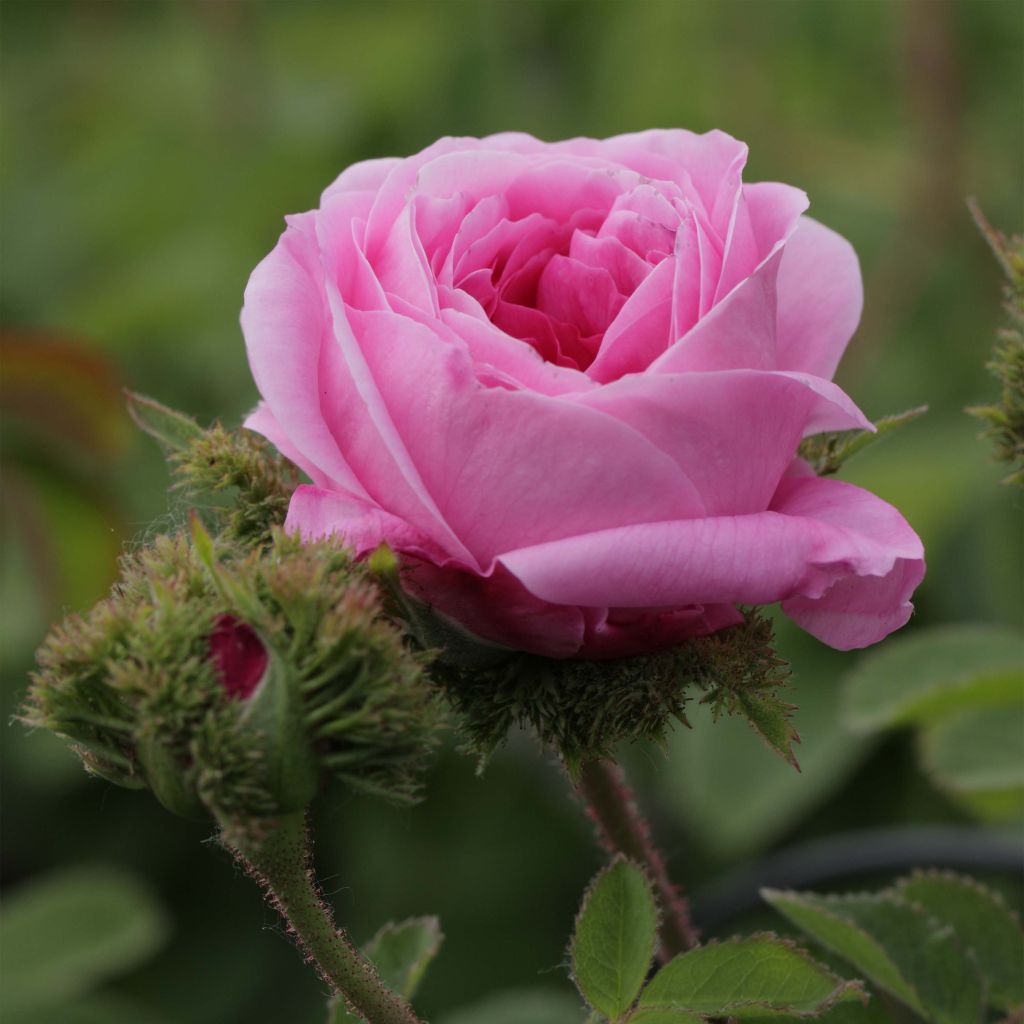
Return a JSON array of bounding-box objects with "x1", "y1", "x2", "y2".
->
[{"x1": 209, "y1": 614, "x2": 268, "y2": 700}]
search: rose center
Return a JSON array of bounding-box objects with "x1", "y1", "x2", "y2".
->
[{"x1": 451, "y1": 191, "x2": 676, "y2": 372}]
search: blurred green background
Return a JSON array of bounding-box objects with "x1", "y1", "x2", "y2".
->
[{"x1": 1, "y1": 2, "x2": 1021, "y2": 1022}]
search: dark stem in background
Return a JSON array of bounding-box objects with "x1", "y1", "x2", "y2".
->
[
  {"x1": 575, "y1": 758, "x2": 698, "y2": 959},
  {"x1": 218, "y1": 810, "x2": 423, "y2": 1024}
]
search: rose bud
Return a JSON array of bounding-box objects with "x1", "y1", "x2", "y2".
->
[
  {"x1": 24, "y1": 528, "x2": 442, "y2": 819},
  {"x1": 209, "y1": 615, "x2": 269, "y2": 700}
]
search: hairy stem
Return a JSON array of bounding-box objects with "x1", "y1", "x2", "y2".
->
[
  {"x1": 218, "y1": 810, "x2": 422, "y2": 1024},
  {"x1": 575, "y1": 758, "x2": 698, "y2": 959}
]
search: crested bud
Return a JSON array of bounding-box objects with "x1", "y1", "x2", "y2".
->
[{"x1": 23, "y1": 528, "x2": 443, "y2": 819}]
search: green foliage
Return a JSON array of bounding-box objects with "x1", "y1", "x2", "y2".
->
[
  {"x1": 438, "y1": 609, "x2": 791, "y2": 773},
  {"x1": 967, "y1": 203, "x2": 1024, "y2": 486},
  {"x1": 626, "y1": 1010, "x2": 705, "y2": 1024},
  {"x1": 918, "y1": 704, "x2": 1024, "y2": 821},
  {"x1": 125, "y1": 390, "x2": 205, "y2": 453},
  {"x1": 658, "y1": 622, "x2": 873, "y2": 859},
  {"x1": 364, "y1": 918, "x2": 444, "y2": 1001},
  {"x1": 569, "y1": 857, "x2": 658, "y2": 1021},
  {"x1": 24, "y1": 528, "x2": 443, "y2": 816},
  {"x1": 799, "y1": 407, "x2": 928, "y2": 478},
  {"x1": 127, "y1": 391, "x2": 299, "y2": 547},
  {"x1": 841, "y1": 623, "x2": 1024, "y2": 822},
  {"x1": 327, "y1": 918, "x2": 444, "y2": 1023},
  {"x1": 764, "y1": 873, "x2": 1024, "y2": 1024},
  {"x1": 895, "y1": 871, "x2": 1024, "y2": 1013},
  {"x1": 638, "y1": 935, "x2": 864, "y2": 1019},
  {"x1": 565, "y1": 861, "x2": 862, "y2": 1024},
  {"x1": 0, "y1": 867, "x2": 169, "y2": 1018},
  {"x1": 842, "y1": 624, "x2": 1024, "y2": 732}
]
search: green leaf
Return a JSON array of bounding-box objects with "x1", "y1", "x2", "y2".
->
[
  {"x1": 741, "y1": 996, "x2": 892, "y2": 1024},
  {"x1": 919, "y1": 702, "x2": 1024, "y2": 821},
  {"x1": 570, "y1": 857, "x2": 658, "y2": 1020},
  {"x1": 842, "y1": 624, "x2": 1024, "y2": 734},
  {"x1": 437, "y1": 987, "x2": 585, "y2": 1024},
  {"x1": 626, "y1": 1010, "x2": 705, "y2": 1024},
  {"x1": 363, "y1": 917, "x2": 443, "y2": 1000},
  {"x1": 895, "y1": 871, "x2": 1024, "y2": 1012},
  {"x1": 763, "y1": 890, "x2": 984, "y2": 1024},
  {"x1": 639, "y1": 934, "x2": 864, "y2": 1019},
  {"x1": 124, "y1": 390, "x2": 204, "y2": 453},
  {"x1": 0, "y1": 867, "x2": 169, "y2": 1015},
  {"x1": 798, "y1": 406, "x2": 928, "y2": 477}
]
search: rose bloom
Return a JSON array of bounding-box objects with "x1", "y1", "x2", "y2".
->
[{"x1": 242, "y1": 131, "x2": 924, "y2": 660}]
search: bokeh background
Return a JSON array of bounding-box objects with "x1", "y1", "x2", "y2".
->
[{"x1": 2, "y1": 2, "x2": 1021, "y2": 1022}]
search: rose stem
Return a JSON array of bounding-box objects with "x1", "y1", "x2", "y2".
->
[
  {"x1": 218, "y1": 810, "x2": 423, "y2": 1024},
  {"x1": 575, "y1": 758, "x2": 698, "y2": 959}
]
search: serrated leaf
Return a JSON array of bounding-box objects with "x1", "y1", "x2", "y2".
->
[
  {"x1": 842, "y1": 625, "x2": 1024, "y2": 734},
  {"x1": 798, "y1": 406, "x2": 927, "y2": 477},
  {"x1": 124, "y1": 390, "x2": 204, "y2": 453},
  {"x1": 571, "y1": 857, "x2": 658, "y2": 1020},
  {"x1": 735, "y1": 690, "x2": 801, "y2": 770},
  {"x1": 638, "y1": 934, "x2": 863, "y2": 1019},
  {"x1": 627, "y1": 1010, "x2": 705, "y2": 1024},
  {"x1": 895, "y1": 871, "x2": 1024, "y2": 1012},
  {"x1": 364, "y1": 917, "x2": 443, "y2": 1000},
  {"x1": 919, "y1": 703, "x2": 1024, "y2": 822},
  {"x1": 0, "y1": 867, "x2": 169, "y2": 1015},
  {"x1": 763, "y1": 890, "x2": 984, "y2": 1024},
  {"x1": 742, "y1": 996, "x2": 891, "y2": 1024}
]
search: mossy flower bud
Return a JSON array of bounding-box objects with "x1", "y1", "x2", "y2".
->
[{"x1": 24, "y1": 527, "x2": 442, "y2": 819}]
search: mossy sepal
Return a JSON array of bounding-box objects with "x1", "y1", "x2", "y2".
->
[{"x1": 24, "y1": 527, "x2": 443, "y2": 820}]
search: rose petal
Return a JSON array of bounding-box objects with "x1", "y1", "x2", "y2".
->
[
  {"x1": 338, "y1": 308, "x2": 707, "y2": 563},
  {"x1": 285, "y1": 483, "x2": 460, "y2": 567},
  {"x1": 240, "y1": 212, "x2": 370, "y2": 498},
  {"x1": 497, "y1": 476, "x2": 922, "y2": 641},
  {"x1": 568, "y1": 369, "x2": 869, "y2": 514},
  {"x1": 775, "y1": 215, "x2": 864, "y2": 380},
  {"x1": 587, "y1": 259, "x2": 675, "y2": 382}
]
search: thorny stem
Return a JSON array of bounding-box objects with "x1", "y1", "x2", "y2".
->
[
  {"x1": 575, "y1": 758, "x2": 698, "y2": 960},
  {"x1": 218, "y1": 810, "x2": 422, "y2": 1024}
]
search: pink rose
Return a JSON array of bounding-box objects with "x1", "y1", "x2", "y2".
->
[{"x1": 242, "y1": 131, "x2": 924, "y2": 659}]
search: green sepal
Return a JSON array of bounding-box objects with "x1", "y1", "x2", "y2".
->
[
  {"x1": 799, "y1": 406, "x2": 928, "y2": 477},
  {"x1": 125, "y1": 390, "x2": 205, "y2": 453},
  {"x1": 232, "y1": 642, "x2": 320, "y2": 815},
  {"x1": 135, "y1": 730, "x2": 206, "y2": 820}
]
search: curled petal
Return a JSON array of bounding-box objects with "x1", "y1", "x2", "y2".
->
[{"x1": 497, "y1": 475, "x2": 923, "y2": 649}]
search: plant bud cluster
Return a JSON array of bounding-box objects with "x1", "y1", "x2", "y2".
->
[{"x1": 25, "y1": 528, "x2": 442, "y2": 818}]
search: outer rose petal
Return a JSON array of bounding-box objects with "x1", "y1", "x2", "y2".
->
[
  {"x1": 285, "y1": 484, "x2": 461, "y2": 568},
  {"x1": 241, "y1": 213, "x2": 370, "y2": 499},
  {"x1": 568, "y1": 369, "x2": 870, "y2": 514},
  {"x1": 497, "y1": 476, "x2": 923, "y2": 650},
  {"x1": 403, "y1": 561, "x2": 587, "y2": 659},
  {"x1": 775, "y1": 216, "x2": 863, "y2": 380},
  {"x1": 244, "y1": 403, "x2": 332, "y2": 489}
]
